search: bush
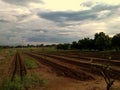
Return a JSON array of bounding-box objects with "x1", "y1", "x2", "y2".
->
[
  {"x1": 25, "y1": 59, "x2": 38, "y2": 69},
  {"x1": 0, "y1": 74, "x2": 47, "y2": 90}
]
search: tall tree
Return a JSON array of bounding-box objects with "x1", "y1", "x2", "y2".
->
[
  {"x1": 94, "y1": 32, "x2": 111, "y2": 51},
  {"x1": 112, "y1": 33, "x2": 120, "y2": 50},
  {"x1": 71, "y1": 41, "x2": 78, "y2": 49},
  {"x1": 78, "y1": 38, "x2": 94, "y2": 50}
]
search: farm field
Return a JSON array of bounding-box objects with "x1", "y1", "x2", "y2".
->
[
  {"x1": 1, "y1": 0, "x2": 120, "y2": 89},
  {"x1": 0, "y1": 48, "x2": 120, "y2": 90}
]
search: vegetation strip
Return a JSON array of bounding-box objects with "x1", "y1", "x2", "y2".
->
[{"x1": 24, "y1": 57, "x2": 38, "y2": 69}]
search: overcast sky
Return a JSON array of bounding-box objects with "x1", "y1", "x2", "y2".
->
[{"x1": 0, "y1": 0, "x2": 120, "y2": 45}]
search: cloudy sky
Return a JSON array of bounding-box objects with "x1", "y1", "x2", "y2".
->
[{"x1": 0, "y1": 0, "x2": 120, "y2": 45}]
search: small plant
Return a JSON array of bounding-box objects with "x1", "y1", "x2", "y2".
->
[
  {"x1": 0, "y1": 74, "x2": 47, "y2": 90},
  {"x1": 1, "y1": 76, "x2": 24, "y2": 90},
  {"x1": 22, "y1": 73, "x2": 47, "y2": 88},
  {"x1": 25, "y1": 59, "x2": 38, "y2": 69},
  {"x1": 100, "y1": 64, "x2": 115, "y2": 90}
]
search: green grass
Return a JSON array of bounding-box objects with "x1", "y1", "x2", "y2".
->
[
  {"x1": 1, "y1": 76, "x2": 24, "y2": 90},
  {"x1": 15, "y1": 46, "x2": 57, "y2": 53},
  {"x1": 0, "y1": 74, "x2": 47, "y2": 90},
  {"x1": 25, "y1": 58, "x2": 38, "y2": 69},
  {"x1": 0, "y1": 49, "x2": 15, "y2": 65}
]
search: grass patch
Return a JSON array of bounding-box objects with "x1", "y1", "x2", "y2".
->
[
  {"x1": 0, "y1": 74, "x2": 47, "y2": 90},
  {"x1": 25, "y1": 58, "x2": 38, "y2": 69},
  {"x1": 0, "y1": 49, "x2": 16, "y2": 65}
]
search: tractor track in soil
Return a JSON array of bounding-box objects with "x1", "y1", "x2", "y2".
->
[
  {"x1": 26, "y1": 53, "x2": 94, "y2": 81},
  {"x1": 56, "y1": 52, "x2": 120, "y2": 60},
  {"x1": 45, "y1": 51, "x2": 120, "y2": 60},
  {"x1": 33, "y1": 52, "x2": 120, "y2": 80},
  {"x1": 47, "y1": 53, "x2": 120, "y2": 67},
  {"x1": 11, "y1": 52, "x2": 27, "y2": 81}
]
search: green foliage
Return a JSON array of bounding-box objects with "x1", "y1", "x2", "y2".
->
[
  {"x1": 78, "y1": 38, "x2": 94, "y2": 50},
  {"x1": 71, "y1": 41, "x2": 78, "y2": 49},
  {"x1": 0, "y1": 74, "x2": 47, "y2": 90},
  {"x1": 22, "y1": 74, "x2": 47, "y2": 88},
  {"x1": 94, "y1": 32, "x2": 111, "y2": 51},
  {"x1": 1, "y1": 76, "x2": 24, "y2": 90},
  {"x1": 56, "y1": 43, "x2": 71, "y2": 50},
  {"x1": 25, "y1": 59, "x2": 38, "y2": 69},
  {"x1": 0, "y1": 49, "x2": 16, "y2": 65},
  {"x1": 112, "y1": 33, "x2": 120, "y2": 50},
  {"x1": 55, "y1": 32, "x2": 120, "y2": 51}
]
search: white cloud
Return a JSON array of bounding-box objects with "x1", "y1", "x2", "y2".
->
[
  {"x1": 2, "y1": 0, "x2": 43, "y2": 6},
  {"x1": 0, "y1": 0, "x2": 120, "y2": 45},
  {"x1": 97, "y1": 10, "x2": 111, "y2": 19}
]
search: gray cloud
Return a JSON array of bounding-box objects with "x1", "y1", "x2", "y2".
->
[
  {"x1": 92, "y1": 3, "x2": 120, "y2": 11},
  {"x1": 0, "y1": 1, "x2": 120, "y2": 45},
  {"x1": 0, "y1": 19, "x2": 9, "y2": 23},
  {"x1": 26, "y1": 28, "x2": 80, "y2": 43},
  {"x1": 39, "y1": 10, "x2": 97, "y2": 22},
  {"x1": 2, "y1": 0, "x2": 43, "y2": 6},
  {"x1": 38, "y1": 4, "x2": 120, "y2": 25},
  {"x1": 0, "y1": 29, "x2": 23, "y2": 45},
  {"x1": 80, "y1": 1, "x2": 94, "y2": 7},
  {"x1": 27, "y1": 36, "x2": 78, "y2": 43},
  {"x1": 32, "y1": 29, "x2": 48, "y2": 33}
]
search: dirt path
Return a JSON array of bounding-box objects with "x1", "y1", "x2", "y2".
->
[{"x1": 10, "y1": 52, "x2": 27, "y2": 81}]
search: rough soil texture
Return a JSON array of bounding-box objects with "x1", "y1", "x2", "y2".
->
[
  {"x1": 0, "y1": 52, "x2": 13, "y2": 85},
  {"x1": 27, "y1": 53, "x2": 94, "y2": 81},
  {"x1": 27, "y1": 60, "x2": 120, "y2": 90},
  {"x1": 26, "y1": 52, "x2": 120, "y2": 90},
  {"x1": 1, "y1": 50, "x2": 120, "y2": 90},
  {"x1": 10, "y1": 52, "x2": 27, "y2": 81}
]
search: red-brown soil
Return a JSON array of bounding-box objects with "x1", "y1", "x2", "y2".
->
[
  {"x1": 4, "y1": 50, "x2": 120, "y2": 90},
  {"x1": 30, "y1": 52, "x2": 120, "y2": 80},
  {"x1": 0, "y1": 51, "x2": 14, "y2": 86},
  {"x1": 24, "y1": 51, "x2": 120, "y2": 90},
  {"x1": 25, "y1": 54, "x2": 120, "y2": 90},
  {"x1": 26, "y1": 53, "x2": 94, "y2": 81}
]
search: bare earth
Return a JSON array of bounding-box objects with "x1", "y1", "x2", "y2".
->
[{"x1": 30, "y1": 60, "x2": 120, "y2": 90}]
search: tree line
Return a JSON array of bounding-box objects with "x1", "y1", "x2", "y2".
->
[
  {"x1": 56, "y1": 32, "x2": 120, "y2": 51},
  {"x1": 0, "y1": 44, "x2": 56, "y2": 48}
]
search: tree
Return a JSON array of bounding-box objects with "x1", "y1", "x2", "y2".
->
[
  {"x1": 112, "y1": 33, "x2": 120, "y2": 50},
  {"x1": 56, "y1": 43, "x2": 70, "y2": 50},
  {"x1": 94, "y1": 32, "x2": 111, "y2": 51},
  {"x1": 71, "y1": 41, "x2": 78, "y2": 49},
  {"x1": 78, "y1": 38, "x2": 94, "y2": 50}
]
